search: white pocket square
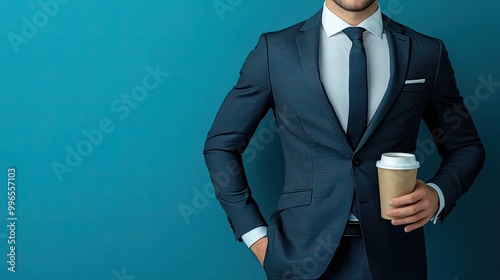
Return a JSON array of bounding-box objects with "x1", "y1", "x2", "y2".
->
[{"x1": 405, "y1": 79, "x2": 426, "y2": 85}]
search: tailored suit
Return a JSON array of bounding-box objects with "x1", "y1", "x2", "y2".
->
[{"x1": 203, "y1": 9, "x2": 485, "y2": 280}]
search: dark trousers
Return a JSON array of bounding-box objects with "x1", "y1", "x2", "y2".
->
[{"x1": 318, "y1": 236, "x2": 373, "y2": 280}]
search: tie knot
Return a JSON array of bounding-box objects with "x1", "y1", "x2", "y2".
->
[{"x1": 343, "y1": 27, "x2": 365, "y2": 42}]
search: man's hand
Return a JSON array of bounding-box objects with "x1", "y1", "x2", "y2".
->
[
  {"x1": 386, "y1": 180, "x2": 439, "y2": 233},
  {"x1": 250, "y1": 236, "x2": 268, "y2": 266}
]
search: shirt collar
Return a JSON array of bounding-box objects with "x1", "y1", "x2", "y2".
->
[{"x1": 321, "y1": 2, "x2": 384, "y2": 39}]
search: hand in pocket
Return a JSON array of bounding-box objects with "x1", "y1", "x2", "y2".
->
[{"x1": 250, "y1": 236, "x2": 268, "y2": 266}]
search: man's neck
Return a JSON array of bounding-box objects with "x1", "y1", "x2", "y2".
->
[{"x1": 325, "y1": 1, "x2": 379, "y2": 26}]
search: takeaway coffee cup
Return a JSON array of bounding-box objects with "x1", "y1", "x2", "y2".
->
[{"x1": 376, "y1": 153, "x2": 420, "y2": 220}]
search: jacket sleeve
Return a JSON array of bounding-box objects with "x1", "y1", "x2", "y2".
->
[
  {"x1": 203, "y1": 34, "x2": 273, "y2": 240},
  {"x1": 424, "y1": 40, "x2": 486, "y2": 221}
]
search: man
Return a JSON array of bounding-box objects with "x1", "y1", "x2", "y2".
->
[{"x1": 203, "y1": 0, "x2": 485, "y2": 279}]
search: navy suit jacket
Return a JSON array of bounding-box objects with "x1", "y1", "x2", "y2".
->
[{"x1": 203, "y1": 10, "x2": 485, "y2": 280}]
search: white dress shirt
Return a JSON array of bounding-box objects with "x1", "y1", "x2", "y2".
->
[
  {"x1": 241, "y1": 2, "x2": 445, "y2": 248},
  {"x1": 320, "y1": 2, "x2": 389, "y2": 132}
]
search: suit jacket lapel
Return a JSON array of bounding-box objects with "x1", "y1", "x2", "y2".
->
[
  {"x1": 355, "y1": 15, "x2": 410, "y2": 152},
  {"x1": 296, "y1": 9, "x2": 352, "y2": 151}
]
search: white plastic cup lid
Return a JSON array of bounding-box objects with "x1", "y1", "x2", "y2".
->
[{"x1": 376, "y1": 152, "x2": 420, "y2": 170}]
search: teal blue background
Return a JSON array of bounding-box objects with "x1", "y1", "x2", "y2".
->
[{"x1": 0, "y1": 0, "x2": 498, "y2": 279}]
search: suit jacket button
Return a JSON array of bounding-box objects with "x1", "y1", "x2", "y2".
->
[{"x1": 353, "y1": 158, "x2": 363, "y2": 167}]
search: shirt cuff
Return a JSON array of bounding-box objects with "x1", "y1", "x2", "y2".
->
[
  {"x1": 241, "y1": 226, "x2": 268, "y2": 248},
  {"x1": 426, "y1": 182, "x2": 445, "y2": 224}
]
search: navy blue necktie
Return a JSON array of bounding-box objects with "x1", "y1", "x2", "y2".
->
[
  {"x1": 343, "y1": 27, "x2": 368, "y2": 149},
  {"x1": 344, "y1": 27, "x2": 368, "y2": 219}
]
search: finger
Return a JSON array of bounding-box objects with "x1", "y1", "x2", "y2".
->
[
  {"x1": 389, "y1": 185, "x2": 425, "y2": 207},
  {"x1": 387, "y1": 203, "x2": 424, "y2": 219},
  {"x1": 391, "y1": 210, "x2": 427, "y2": 226},
  {"x1": 404, "y1": 217, "x2": 431, "y2": 233}
]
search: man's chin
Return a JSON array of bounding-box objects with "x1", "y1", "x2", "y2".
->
[{"x1": 331, "y1": 0, "x2": 377, "y2": 12}]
